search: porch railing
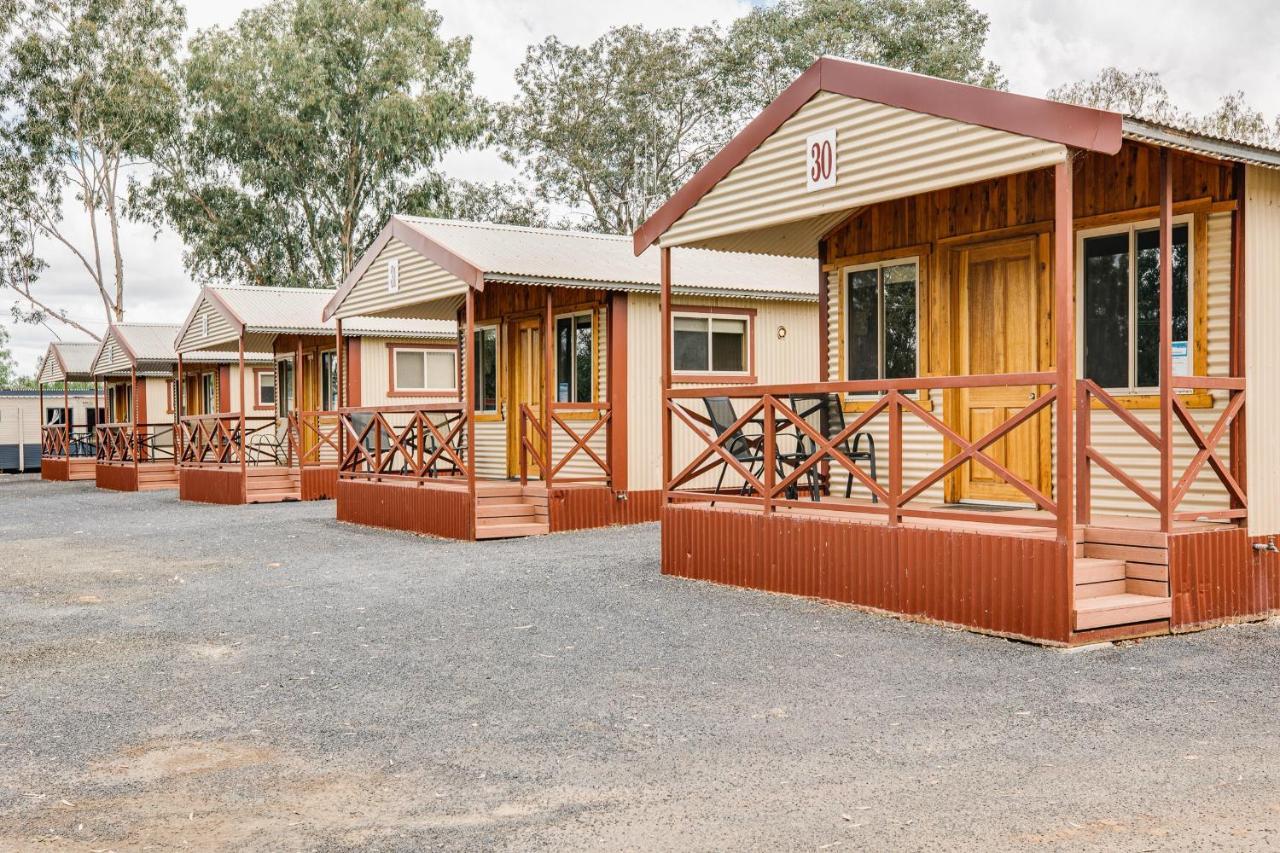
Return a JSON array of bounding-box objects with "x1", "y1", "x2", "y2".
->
[
  {"x1": 286, "y1": 410, "x2": 342, "y2": 469},
  {"x1": 95, "y1": 422, "x2": 177, "y2": 464},
  {"x1": 41, "y1": 424, "x2": 96, "y2": 458},
  {"x1": 1078, "y1": 376, "x2": 1246, "y2": 528},
  {"x1": 178, "y1": 414, "x2": 281, "y2": 466},
  {"x1": 336, "y1": 403, "x2": 468, "y2": 482},
  {"x1": 664, "y1": 373, "x2": 1060, "y2": 529},
  {"x1": 518, "y1": 402, "x2": 612, "y2": 488}
]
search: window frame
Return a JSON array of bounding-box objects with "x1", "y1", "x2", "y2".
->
[
  {"x1": 554, "y1": 309, "x2": 597, "y2": 404},
  {"x1": 471, "y1": 324, "x2": 500, "y2": 416},
  {"x1": 387, "y1": 343, "x2": 458, "y2": 397},
  {"x1": 670, "y1": 305, "x2": 756, "y2": 383},
  {"x1": 253, "y1": 367, "x2": 276, "y2": 411},
  {"x1": 842, "y1": 256, "x2": 921, "y2": 397},
  {"x1": 201, "y1": 372, "x2": 217, "y2": 415},
  {"x1": 1075, "y1": 214, "x2": 1195, "y2": 395}
]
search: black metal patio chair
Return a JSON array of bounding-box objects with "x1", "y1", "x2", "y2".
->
[
  {"x1": 786, "y1": 393, "x2": 878, "y2": 502},
  {"x1": 703, "y1": 396, "x2": 808, "y2": 503}
]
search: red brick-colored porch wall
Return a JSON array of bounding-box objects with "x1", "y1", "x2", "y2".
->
[
  {"x1": 41, "y1": 458, "x2": 69, "y2": 481},
  {"x1": 1170, "y1": 527, "x2": 1280, "y2": 630},
  {"x1": 95, "y1": 463, "x2": 138, "y2": 492},
  {"x1": 336, "y1": 478, "x2": 474, "y2": 540},
  {"x1": 662, "y1": 504, "x2": 1072, "y2": 644},
  {"x1": 300, "y1": 466, "x2": 338, "y2": 501},
  {"x1": 547, "y1": 488, "x2": 662, "y2": 533},
  {"x1": 179, "y1": 466, "x2": 245, "y2": 505}
]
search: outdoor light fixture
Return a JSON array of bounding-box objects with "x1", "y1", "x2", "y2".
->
[{"x1": 777, "y1": 325, "x2": 787, "y2": 339}]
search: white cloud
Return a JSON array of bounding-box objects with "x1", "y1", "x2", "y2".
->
[{"x1": 6, "y1": 0, "x2": 1277, "y2": 373}]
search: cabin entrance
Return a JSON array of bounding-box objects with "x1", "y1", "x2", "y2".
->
[
  {"x1": 945, "y1": 236, "x2": 1050, "y2": 505},
  {"x1": 506, "y1": 316, "x2": 544, "y2": 477}
]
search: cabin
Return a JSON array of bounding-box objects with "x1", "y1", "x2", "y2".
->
[
  {"x1": 322, "y1": 217, "x2": 816, "y2": 540},
  {"x1": 35, "y1": 341, "x2": 103, "y2": 481},
  {"x1": 88, "y1": 323, "x2": 191, "y2": 492},
  {"x1": 634, "y1": 58, "x2": 1280, "y2": 646},
  {"x1": 173, "y1": 284, "x2": 455, "y2": 505},
  {"x1": 1, "y1": 389, "x2": 95, "y2": 473}
]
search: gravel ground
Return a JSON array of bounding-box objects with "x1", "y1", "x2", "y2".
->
[{"x1": 3, "y1": 478, "x2": 1280, "y2": 851}]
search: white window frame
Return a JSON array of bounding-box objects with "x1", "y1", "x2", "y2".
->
[
  {"x1": 472, "y1": 324, "x2": 500, "y2": 414},
  {"x1": 256, "y1": 369, "x2": 276, "y2": 409},
  {"x1": 671, "y1": 310, "x2": 753, "y2": 377},
  {"x1": 1075, "y1": 214, "x2": 1195, "y2": 395},
  {"x1": 390, "y1": 345, "x2": 457, "y2": 393},
  {"x1": 843, "y1": 257, "x2": 921, "y2": 395},
  {"x1": 554, "y1": 310, "x2": 596, "y2": 403}
]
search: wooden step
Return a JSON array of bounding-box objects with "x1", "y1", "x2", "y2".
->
[
  {"x1": 246, "y1": 490, "x2": 301, "y2": 503},
  {"x1": 475, "y1": 521, "x2": 549, "y2": 540},
  {"x1": 1074, "y1": 593, "x2": 1172, "y2": 631},
  {"x1": 476, "y1": 502, "x2": 536, "y2": 519},
  {"x1": 1074, "y1": 557, "x2": 1125, "y2": 586}
]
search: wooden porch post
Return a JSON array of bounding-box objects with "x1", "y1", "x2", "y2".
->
[
  {"x1": 607, "y1": 292, "x2": 628, "y2": 493},
  {"x1": 661, "y1": 247, "x2": 672, "y2": 495},
  {"x1": 62, "y1": 378, "x2": 69, "y2": 461},
  {"x1": 295, "y1": 336, "x2": 304, "y2": 470},
  {"x1": 131, "y1": 365, "x2": 139, "y2": 471},
  {"x1": 465, "y1": 288, "x2": 476, "y2": 506},
  {"x1": 335, "y1": 318, "x2": 344, "y2": 465},
  {"x1": 175, "y1": 353, "x2": 184, "y2": 461},
  {"x1": 238, "y1": 333, "x2": 247, "y2": 492},
  {"x1": 1230, "y1": 163, "x2": 1247, "y2": 513},
  {"x1": 543, "y1": 288, "x2": 554, "y2": 488},
  {"x1": 1053, "y1": 160, "x2": 1076, "y2": 560},
  {"x1": 1158, "y1": 150, "x2": 1174, "y2": 532}
]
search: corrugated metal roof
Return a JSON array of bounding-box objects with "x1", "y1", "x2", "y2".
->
[
  {"x1": 46, "y1": 341, "x2": 99, "y2": 380},
  {"x1": 204, "y1": 285, "x2": 456, "y2": 337},
  {"x1": 394, "y1": 217, "x2": 817, "y2": 300},
  {"x1": 114, "y1": 323, "x2": 180, "y2": 363},
  {"x1": 1122, "y1": 117, "x2": 1280, "y2": 170}
]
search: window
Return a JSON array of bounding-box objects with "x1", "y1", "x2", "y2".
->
[
  {"x1": 391, "y1": 346, "x2": 457, "y2": 393},
  {"x1": 321, "y1": 351, "x2": 339, "y2": 410},
  {"x1": 673, "y1": 313, "x2": 750, "y2": 374},
  {"x1": 845, "y1": 259, "x2": 919, "y2": 383},
  {"x1": 201, "y1": 372, "x2": 216, "y2": 414},
  {"x1": 277, "y1": 359, "x2": 295, "y2": 417},
  {"x1": 387, "y1": 257, "x2": 400, "y2": 293},
  {"x1": 555, "y1": 312, "x2": 594, "y2": 402},
  {"x1": 1080, "y1": 220, "x2": 1191, "y2": 391},
  {"x1": 472, "y1": 326, "x2": 498, "y2": 413},
  {"x1": 257, "y1": 370, "x2": 276, "y2": 409}
]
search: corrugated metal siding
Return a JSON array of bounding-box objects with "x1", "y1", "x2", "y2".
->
[
  {"x1": 473, "y1": 419, "x2": 507, "y2": 479},
  {"x1": 334, "y1": 236, "x2": 468, "y2": 321},
  {"x1": 628, "y1": 293, "x2": 820, "y2": 492},
  {"x1": 660, "y1": 91, "x2": 1068, "y2": 256},
  {"x1": 1170, "y1": 527, "x2": 1274, "y2": 629},
  {"x1": 336, "y1": 479, "x2": 474, "y2": 540},
  {"x1": 357, "y1": 336, "x2": 460, "y2": 408},
  {"x1": 178, "y1": 467, "x2": 244, "y2": 504},
  {"x1": 548, "y1": 487, "x2": 662, "y2": 532},
  {"x1": 177, "y1": 298, "x2": 240, "y2": 352},
  {"x1": 93, "y1": 331, "x2": 132, "y2": 375},
  {"x1": 662, "y1": 503, "x2": 1071, "y2": 643},
  {"x1": 145, "y1": 377, "x2": 172, "y2": 425},
  {"x1": 1246, "y1": 165, "x2": 1280, "y2": 535}
]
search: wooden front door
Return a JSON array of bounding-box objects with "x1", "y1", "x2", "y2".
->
[
  {"x1": 948, "y1": 237, "x2": 1048, "y2": 504},
  {"x1": 507, "y1": 317, "x2": 544, "y2": 477}
]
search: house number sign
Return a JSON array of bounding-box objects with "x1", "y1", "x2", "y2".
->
[{"x1": 806, "y1": 128, "x2": 837, "y2": 191}]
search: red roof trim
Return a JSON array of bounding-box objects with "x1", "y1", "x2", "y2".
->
[
  {"x1": 633, "y1": 57, "x2": 1123, "y2": 254},
  {"x1": 324, "y1": 216, "x2": 487, "y2": 321}
]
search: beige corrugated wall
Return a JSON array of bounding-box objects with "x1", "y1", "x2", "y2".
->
[
  {"x1": 94, "y1": 334, "x2": 131, "y2": 375},
  {"x1": 1246, "y1": 166, "x2": 1280, "y2": 535},
  {"x1": 177, "y1": 299, "x2": 238, "y2": 352},
  {"x1": 358, "y1": 336, "x2": 459, "y2": 408},
  {"x1": 660, "y1": 91, "x2": 1067, "y2": 257},
  {"x1": 333, "y1": 237, "x2": 467, "y2": 321},
  {"x1": 823, "y1": 213, "x2": 1239, "y2": 516},
  {"x1": 630, "y1": 292, "x2": 820, "y2": 493}
]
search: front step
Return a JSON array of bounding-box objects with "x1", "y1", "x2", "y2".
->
[
  {"x1": 476, "y1": 522, "x2": 549, "y2": 540},
  {"x1": 473, "y1": 483, "x2": 549, "y2": 539},
  {"x1": 1073, "y1": 556, "x2": 1170, "y2": 630}
]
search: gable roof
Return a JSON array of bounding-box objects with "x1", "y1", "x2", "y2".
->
[
  {"x1": 37, "y1": 341, "x2": 100, "y2": 384},
  {"x1": 175, "y1": 284, "x2": 456, "y2": 353},
  {"x1": 633, "y1": 56, "x2": 1124, "y2": 255},
  {"x1": 92, "y1": 323, "x2": 181, "y2": 375},
  {"x1": 1121, "y1": 117, "x2": 1280, "y2": 170},
  {"x1": 325, "y1": 217, "x2": 817, "y2": 321}
]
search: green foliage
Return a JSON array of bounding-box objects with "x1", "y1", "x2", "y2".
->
[
  {"x1": 500, "y1": 0, "x2": 1005, "y2": 234},
  {"x1": 1049, "y1": 67, "x2": 1280, "y2": 148},
  {"x1": 418, "y1": 180, "x2": 553, "y2": 229},
  {"x1": 0, "y1": 0, "x2": 183, "y2": 333},
  {"x1": 141, "y1": 0, "x2": 483, "y2": 290}
]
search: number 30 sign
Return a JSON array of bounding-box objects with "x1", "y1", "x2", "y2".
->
[{"x1": 806, "y1": 129, "x2": 837, "y2": 191}]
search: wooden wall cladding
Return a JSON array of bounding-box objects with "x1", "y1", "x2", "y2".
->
[
  {"x1": 336, "y1": 478, "x2": 475, "y2": 540},
  {"x1": 1170, "y1": 527, "x2": 1280, "y2": 630},
  {"x1": 662, "y1": 504, "x2": 1071, "y2": 644},
  {"x1": 300, "y1": 466, "x2": 338, "y2": 501},
  {"x1": 547, "y1": 488, "x2": 662, "y2": 533},
  {"x1": 95, "y1": 464, "x2": 138, "y2": 492},
  {"x1": 179, "y1": 467, "x2": 245, "y2": 505}
]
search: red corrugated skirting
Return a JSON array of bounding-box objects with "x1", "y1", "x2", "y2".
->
[
  {"x1": 179, "y1": 467, "x2": 246, "y2": 505},
  {"x1": 547, "y1": 488, "x2": 662, "y2": 532},
  {"x1": 1170, "y1": 527, "x2": 1280, "y2": 630},
  {"x1": 41, "y1": 458, "x2": 69, "y2": 481},
  {"x1": 41, "y1": 458, "x2": 94, "y2": 481},
  {"x1": 95, "y1": 463, "x2": 138, "y2": 492},
  {"x1": 662, "y1": 504, "x2": 1072, "y2": 644},
  {"x1": 300, "y1": 466, "x2": 338, "y2": 501},
  {"x1": 336, "y1": 478, "x2": 475, "y2": 540}
]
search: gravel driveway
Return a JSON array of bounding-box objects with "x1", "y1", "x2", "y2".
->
[{"x1": 3, "y1": 477, "x2": 1280, "y2": 851}]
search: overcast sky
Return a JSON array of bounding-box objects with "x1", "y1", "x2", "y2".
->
[{"x1": 6, "y1": 0, "x2": 1279, "y2": 372}]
